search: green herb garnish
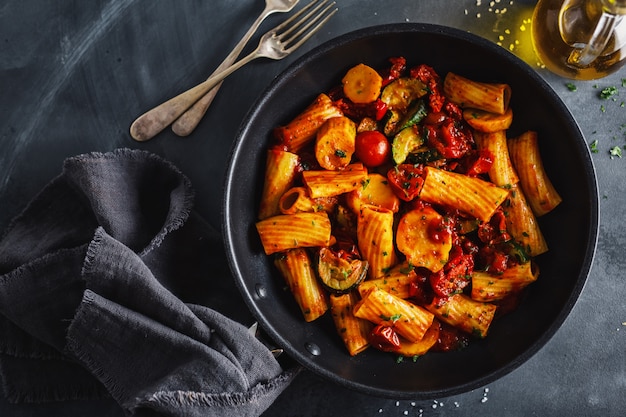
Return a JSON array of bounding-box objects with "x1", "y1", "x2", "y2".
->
[
  {"x1": 600, "y1": 86, "x2": 619, "y2": 99},
  {"x1": 610, "y1": 146, "x2": 623, "y2": 159}
]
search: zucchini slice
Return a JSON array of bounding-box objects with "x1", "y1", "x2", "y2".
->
[
  {"x1": 398, "y1": 99, "x2": 428, "y2": 131},
  {"x1": 380, "y1": 77, "x2": 427, "y2": 112},
  {"x1": 392, "y1": 126, "x2": 424, "y2": 165},
  {"x1": 317, "y1": 247, "x2": 368, "y2": 293}
]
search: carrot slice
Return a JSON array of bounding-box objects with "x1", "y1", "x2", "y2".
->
[{"x1": 342, "y1": 63, "x2": 383, "y2": 104}]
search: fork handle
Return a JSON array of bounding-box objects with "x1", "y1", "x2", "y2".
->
[
  {"x1": 130, "y1": 53, "x2": 256, "y2": 142},
  {"x1": 171, "y1": 7, "x2": 276, "y2": 137}
]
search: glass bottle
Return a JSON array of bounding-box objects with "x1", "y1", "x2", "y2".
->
[{"x1": 531, "y1": 0, "x2": 626, "y2": 79}]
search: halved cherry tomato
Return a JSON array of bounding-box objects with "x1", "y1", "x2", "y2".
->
[
  {"x1": 429, "y1": 245, "x2": 474, "y2": 297},
  {"x1": 386, "y1": 164, "x2": 425, "y2": 201},
  {"x1": 369, "y1": 324, "x2": 401, "y2": 352},
  {"x1": 355, "y1": 130, "x2": 390, "y2": 168},
  {"x1": 431, "y1": 321, "x2": 470, "y2": 352},
  {"x1": 463, "y1": 149, "x2": 494, "y2": 176}
]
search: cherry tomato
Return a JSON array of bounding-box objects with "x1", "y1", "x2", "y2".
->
[
  {"x1": 369, "y1": 324, "x2": 401, "y2": 352},
  {"x1": 431, "y1": 321, "x2": 470, "y2": 352},
  {"x1": 355, "y1": 131, "x2": 390, "y2": 167},
  {"x1": 429, "y1": 245, "x2": 473, "y2": 297}
]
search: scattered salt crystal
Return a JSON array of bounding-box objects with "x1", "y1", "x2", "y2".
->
[
  {"x1": 481, "y1": 396, "x2": 489, "y2": 403},
  {"x1": 395, "y1": 401, "x2": 400, "y2": 407},
  {"x1": 454, "y1": 401, "x2": 460, "y2": 407},
  {"x1": 410, "y1": 402, "x2": 416, "y2": 407},
  {"x1": 378, "y1": 408, "x2": 383, "y2": 413},
  {"x1": 403, "y1": 411, "x2": 409, "y2": 416}
]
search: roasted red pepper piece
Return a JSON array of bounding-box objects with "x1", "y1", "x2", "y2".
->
[
  {"x1": 380, "y1": 56, "x2": 407, "y2": 86},
  {"x1": 477, "y1": 210, "x2": 510, "y2": 244},
  {"x1": 386, "y1": 164, "x2": 426, "y2": 201},
  {"x1": 425, "y1": 119, "x2": 473, "y2": 159},
  {"x1": 410, "y1": 64, "x2": 445, "y2": 113}
]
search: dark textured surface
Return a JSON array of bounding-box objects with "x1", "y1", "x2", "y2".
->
[{"x1": 1, "y1": 1, "x2": 625, "y2": 416}]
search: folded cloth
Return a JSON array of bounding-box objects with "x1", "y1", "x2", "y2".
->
[{"x1": 0, "y1": 148, "x2": 297, "y2": 417}]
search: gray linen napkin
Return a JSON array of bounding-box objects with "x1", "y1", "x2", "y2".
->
[{"x1": 0, "y1": 148, "x2": 297, "y2": 417}]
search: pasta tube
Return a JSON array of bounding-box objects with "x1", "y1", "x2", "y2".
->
[
  {"x1": 357, "y1": 205, "x2": 398, "y2": 279},
  {"x1": 357, "y1": 262, "x2": 417, "y2": 299},
  {"x1": 274, "y1": 248, "x2": 328, "y2": 322},
  {"x1": 255, "y1": 212, "x2": 332, "y2": 255},
  {"x1": 504, "y1": 184, "x2": 549, "y2": 256},
  {"x1": 354, "y1": 289, "x2": 435, "y2": 343},
  {"x1": 443, "y1": 72, "x2": 511, "y2": 115},
  {"x1": 420, "y1": 166, "x2": 510, "y2": 222},
  {"x1": 474, "y1": 130, "x2": 519, "y2": 187},
  {"x1": 274, "y1": 93, "x2": 344, "y2": 153},
  {"x1": 303, "y1": 163, "x2": 368, "y2": 198},
  {"x1": 330, "y1": 292, "x2": 372, "y2": 356},
  {"x1": 426, "y1": 294, "x2": 497, "y2": 338},
  {"x1": 508, "y1": 131, "x2": 562, "y2": 217},
  {"x1": 471, "y1": 261, "x2": 539, "y2": 302},
  {"x1": 396, "y1": 206, "x2": 452, "y2": 273},
  {"x1": 258, "y1": 149, "x2": 300, "y2": 220},
  {"x1": 278, "y1": 187, "x2": 337, "y2": 215},
  {"x1": 315, "y1": 116, "x2": 356, "y2": 170}
]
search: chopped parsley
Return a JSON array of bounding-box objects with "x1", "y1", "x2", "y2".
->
[
  {"x1": 610, "y1": 146, "x2": 623, "y2": 159},
  {"x1": 566, "y1": 82, "x2": 577, "y2": 92},
  {"x1": 334, "y1": 149, "x2": 347, "y2": 158},
  {"x1": 589, "y1": 139, "x2": 599, "y2": 153},
  {"x1": 600, "y1": 86, "x2": 619, "y2": 100}
]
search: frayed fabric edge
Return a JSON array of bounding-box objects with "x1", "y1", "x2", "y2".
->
[
  {"x1": 64, "y1": 290, "x2": 128, "y2": 404},
  {"x1": 135, "y1": 367, "x2": 301, "y2": 412},
  {"x1": 63, "y1": 148, "x2": 196, "y2": 255}
]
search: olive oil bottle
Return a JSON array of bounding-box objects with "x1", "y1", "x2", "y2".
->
[{"x1": 531, "y1": 0, "x2": 626, "y2": 79}]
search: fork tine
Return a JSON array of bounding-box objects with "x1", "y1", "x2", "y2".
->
[
  {"x1": 271, "y1": 0, "x2": 322, "y2": 35},
  {"x1": 273, "y1": 0, "x2": 337, "y2": 51},
  {"x1": 281, "y1": 1, "x2": 337, "y2": 50}
]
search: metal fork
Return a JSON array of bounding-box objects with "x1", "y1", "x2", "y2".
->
[
  {"x1": 171, "y1": 0, "x2": 300, "y2": 137},
  {"x1": 130, "y1": 0, "x2": 338, "y2": 142}
]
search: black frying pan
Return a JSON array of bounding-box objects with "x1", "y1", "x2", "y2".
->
[{"x1": 222, "y1": 23, "x2": 598, "y2": 399}]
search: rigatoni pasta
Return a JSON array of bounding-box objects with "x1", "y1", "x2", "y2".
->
[
  {"x1": 330, "y1": 292, "x2": 372, "y2": 356},
  {"x1": 256, "y1": 212, "x2": 332, "y2": 255},
  {"x1": 274, "y1": 248, "x2": 329, "y2": 322},
  {"x1": 258, "y1": 149, "x2": 300, "y2": 220},
  {"x1": 508, "y1": 131, "x2": 562, "y2": 217},
  {"x1": 443, "y1": 72, "x2": 511, "y2": 115},
  {"x1": 254, "y1": 56, "x2": 559, "y2": 361}
]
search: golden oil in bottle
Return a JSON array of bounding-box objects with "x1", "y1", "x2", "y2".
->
[{"x1": 531, "y1": 0, "x2": 626, "y2": 80}]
